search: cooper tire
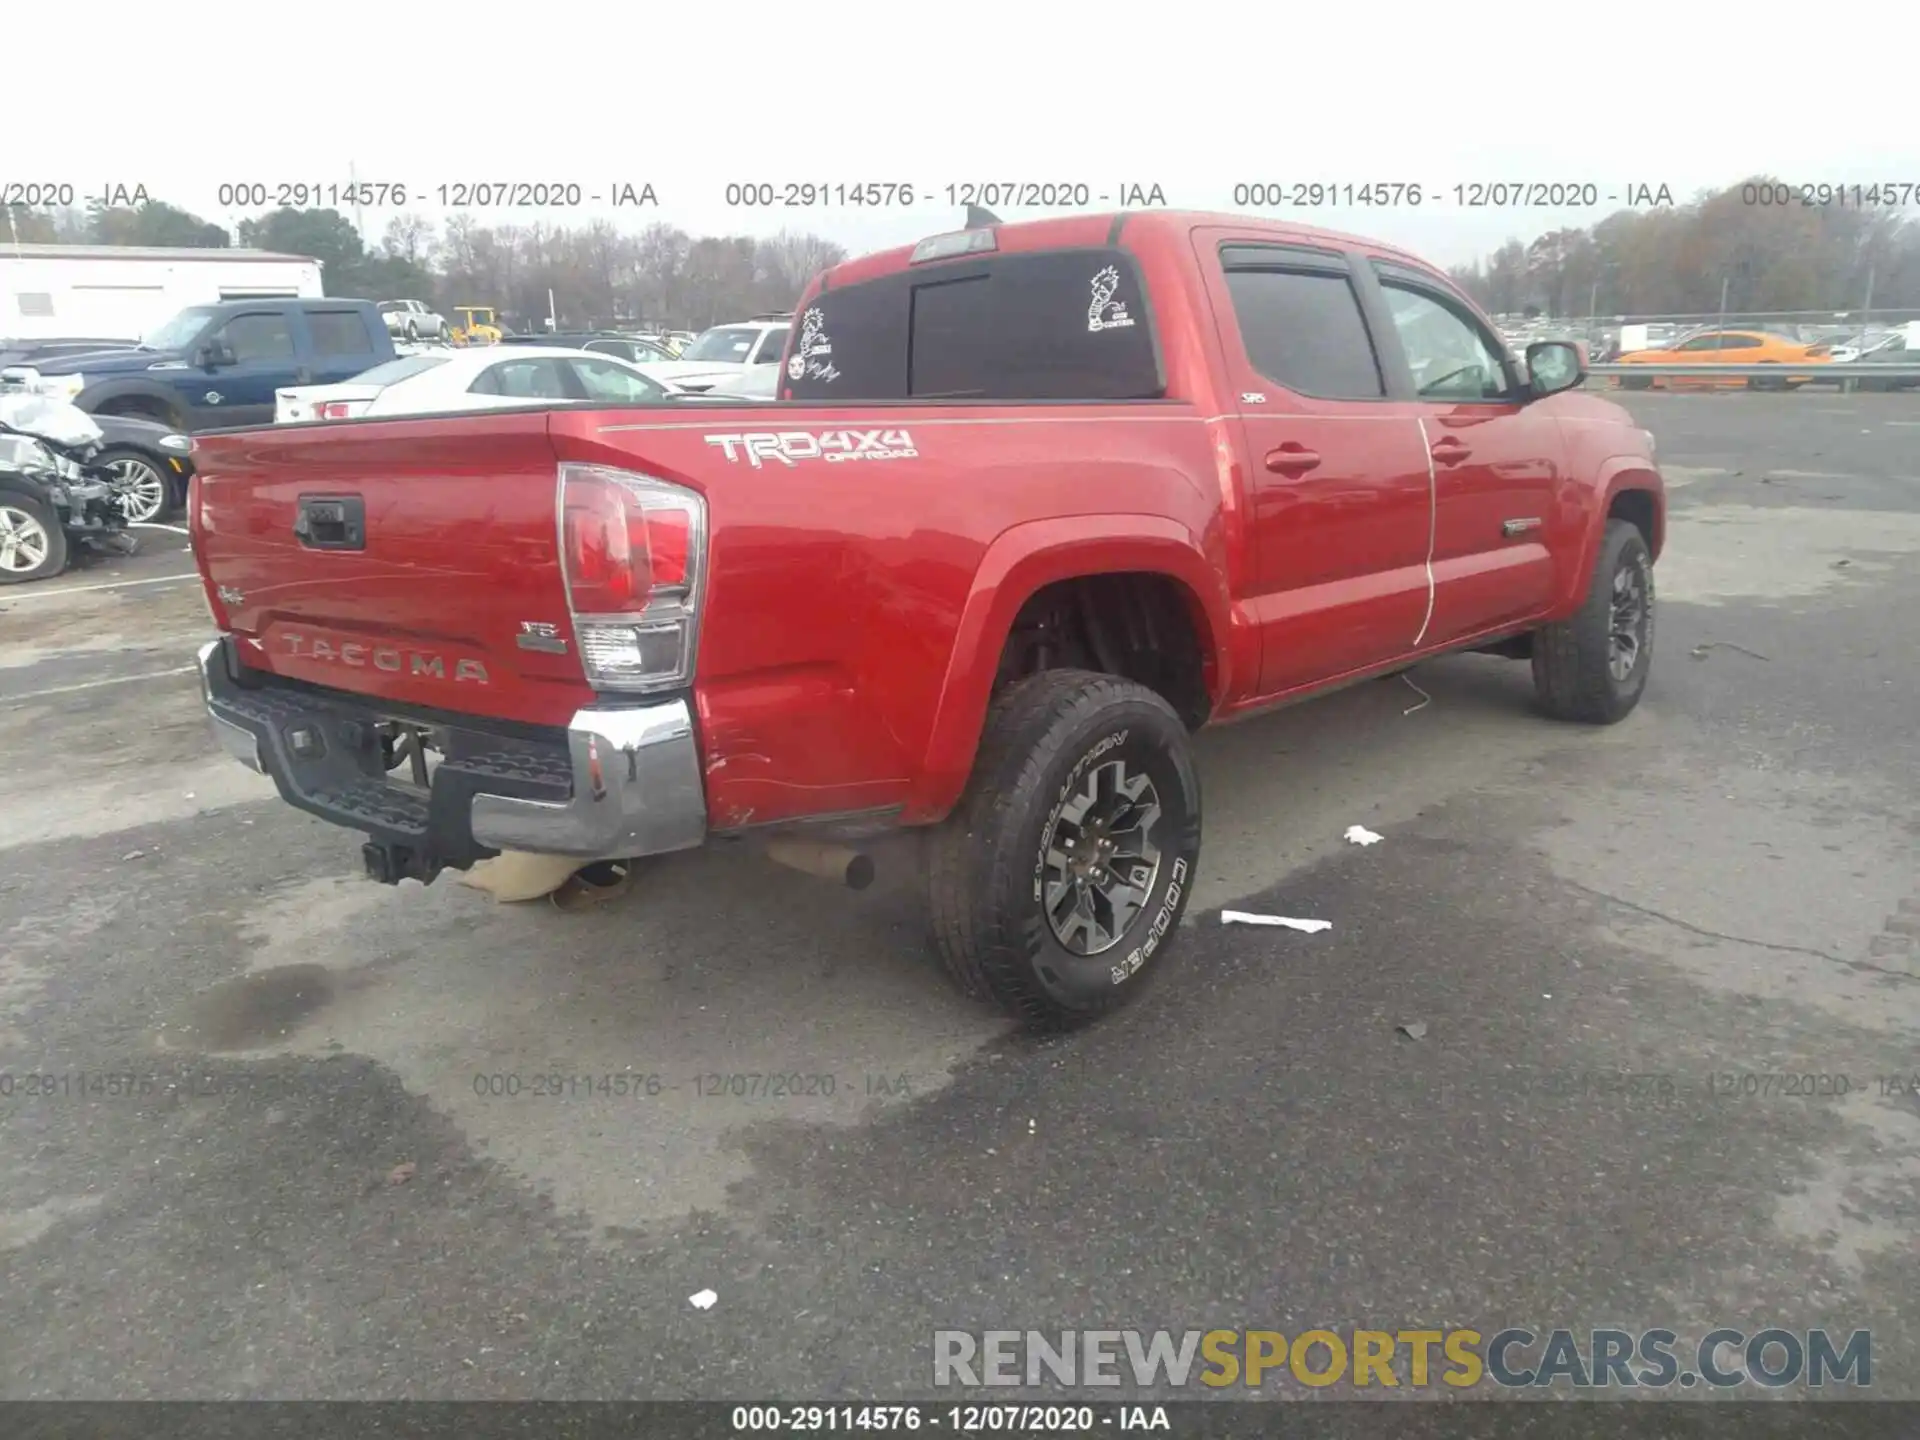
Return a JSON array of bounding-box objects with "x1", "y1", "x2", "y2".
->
[
  {"x1": 0, "y1": 496, "x2": 69, "y2": 583},
  {"x1": 928, "y1": 669, "x2": 1202, "y2": 1032},
  {"x1": 1531, "y1": 519, "x2": 1654, "y2": 724}
]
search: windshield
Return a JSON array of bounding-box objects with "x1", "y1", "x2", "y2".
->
[
  {"x1": 679, "y1": 326, "x2": 762, "y2": 363},
  {"x1": 349, "y1": 355, "x2": 451, "y2": 385},
  {"x1": 141, "y1": 306, "x2": 218, "y2": 351}
]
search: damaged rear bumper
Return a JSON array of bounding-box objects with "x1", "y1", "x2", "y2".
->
[{"x1": 197, "y1": 637, "x2": 707, "y2": 881}]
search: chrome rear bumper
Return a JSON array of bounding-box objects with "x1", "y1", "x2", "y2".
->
[{"x1": 197, "y1": 637, "x2": 707, "y2": 875}]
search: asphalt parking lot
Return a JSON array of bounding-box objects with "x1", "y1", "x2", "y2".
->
[{"x1": 1, "y1": 393, "x2": 1917, "y2": 1407}]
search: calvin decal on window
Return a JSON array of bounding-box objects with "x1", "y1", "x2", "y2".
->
[
  {"x1": 789, "y1": 307, "x2": 840, "y2": 383},
  {"x1": 1088, "y1": 266, "x2": 1134, "y2": 333}
]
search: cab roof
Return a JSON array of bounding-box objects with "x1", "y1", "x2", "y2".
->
[{"x1": 816, "y1": 210, "x2": 1450, "y2": 292}]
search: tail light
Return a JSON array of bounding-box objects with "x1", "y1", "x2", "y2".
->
[
  {"x1": 557, "y1": 462, "x2": 707, "y2": 692},
  {"x1": 317, "y1": 401, "x2": 367, "y2": 420}
]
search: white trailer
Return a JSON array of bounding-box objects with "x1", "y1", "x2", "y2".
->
[{"x1": 1, "y1": 244, "x2": 324, "y2": 342}]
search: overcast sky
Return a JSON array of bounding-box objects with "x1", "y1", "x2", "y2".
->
[{"x1": 14, "y1": 2, "x2": 1918, "y2": 268}]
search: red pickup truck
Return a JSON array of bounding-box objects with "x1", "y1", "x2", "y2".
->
[{"x1": 189, "y1": 210, "x2": 1664, "y2": 1032}]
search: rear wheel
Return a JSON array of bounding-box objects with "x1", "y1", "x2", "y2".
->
[
  {"x1": 1620, "y1": 373, "x2": 1653, "y2": 391},
  {"x1": 928, "y1": 669, "x2": 1202, "y2": 1032},
  {"x1": 1531, "y1": 519, "x2": 1654, "y2": 724},
  {"x1": 0, "y1": 497, "x2": 68, "y2": 583}
]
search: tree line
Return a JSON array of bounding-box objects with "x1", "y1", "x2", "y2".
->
[
  {"x1": 4, "y1": 197, "x2": 849, "y2": 332},
  {"x1": 7, "y1": 175, "x2": 1920, "y2": 328},
  {"x1": 1445, "y1": 179, "x2": 1920, "y2": 319}
]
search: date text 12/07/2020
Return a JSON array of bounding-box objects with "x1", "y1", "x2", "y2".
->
[
  {"x1": 714, "y1": 181, "x2": 1670, "y2": 210},
  {"x1": 211, "y1": 181, "x2": 659, "y2": 210}
]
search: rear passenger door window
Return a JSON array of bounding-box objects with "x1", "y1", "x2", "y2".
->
[
  {"x1": 1218, "y1": 256, "x2": 1384, "y2": 400},
  {"x1": 307, "y1": 310, "x2": 376, "y2": 358},
  {"x1": 305, "y1": 308, "x2": 379, "y2": 383}
]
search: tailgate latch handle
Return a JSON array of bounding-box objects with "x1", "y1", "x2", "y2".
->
[{"x1": 294, "y1": 494, "x2": 366, "y2": 550}]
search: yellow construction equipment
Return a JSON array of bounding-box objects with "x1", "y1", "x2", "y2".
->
[{"x1": 451, "y1": 306, "x2": 502, "y2": 346}]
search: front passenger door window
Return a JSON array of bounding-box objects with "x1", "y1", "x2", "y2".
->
[
  {"x1": 1379, "y1": 286, "x2": 1510, "y2": 400},
  {"x1": 214, "y1": 313, "x2": 297, "y2": 363}
]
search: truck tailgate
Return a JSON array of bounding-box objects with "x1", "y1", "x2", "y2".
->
[{"x1": 190, "y1": 412, "x2": 594, "y2": 727}]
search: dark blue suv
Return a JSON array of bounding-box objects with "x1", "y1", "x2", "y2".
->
[{"x1": 5, "y1": 299, "x2": 398, "y2": 431}]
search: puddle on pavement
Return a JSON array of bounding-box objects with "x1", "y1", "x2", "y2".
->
[{"x1": 164, "y1": 963, "x2": 338, "y2": 1051}]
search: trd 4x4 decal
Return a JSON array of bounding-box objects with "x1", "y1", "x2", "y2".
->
[{"x1": 704, "y1": 430, "x2": 917, "y2": 468}]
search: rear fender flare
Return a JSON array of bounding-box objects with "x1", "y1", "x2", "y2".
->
[
  {"x1": 903, "y1": 515, "x2": 1232, "y2": 824},
  {"x1": 1559, "y1": 459, "x2": 1664, "y2": 612}
]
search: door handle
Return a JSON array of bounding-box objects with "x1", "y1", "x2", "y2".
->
[
  {"x1": 1264, "y1": 444, "x2": 1321, "y2": 477},
  {"x1": 1430, "y1": 438, "x2": 1471, "y2": 465}
]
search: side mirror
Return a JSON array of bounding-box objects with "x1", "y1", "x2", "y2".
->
[
  {"x1": 1526, "y1": 340, "x2": 1584, "y2": 397},
  {"x1": 197, "y1": 340, "x2": 237, "y2": 369}
]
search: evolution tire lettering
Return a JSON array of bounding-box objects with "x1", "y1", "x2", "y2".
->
[
  {"x1": 1031, "y1": 730, "x2": 1131, "y2": 905},
  {"x1": 705, "y1": 430, "x2": 917, "y2": 468}
]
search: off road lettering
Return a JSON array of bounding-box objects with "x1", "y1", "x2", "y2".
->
[{"x1": 705, "y1": 430, "x2": 917, "y2": 468}]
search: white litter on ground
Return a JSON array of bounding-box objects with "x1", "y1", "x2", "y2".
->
[
  {"x1": 1400, "y1": 673, "x2": 1432, "y2": 714},
  {"x1": 1344, "y1": 825, "x2": 1383, "y2": 846},
  {"x1": 1221, "y1": 910, "x2": 1332, "y2": 934},
  {"x1": 689, "y1": 1289, "x2": 718, "y2": 1310}
]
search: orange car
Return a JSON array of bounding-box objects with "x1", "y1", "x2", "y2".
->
[{"x1": 1616, "y1": 329, "x2": 1833, "y2": 390}]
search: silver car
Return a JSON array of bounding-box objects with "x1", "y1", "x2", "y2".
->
[{"x1": 379, "y1": 299, "x2": 448, "y2": 343}]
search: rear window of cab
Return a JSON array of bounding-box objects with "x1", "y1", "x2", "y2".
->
[{"x1": 783, "y1": 246, "x2": 1164, "y2": 402}]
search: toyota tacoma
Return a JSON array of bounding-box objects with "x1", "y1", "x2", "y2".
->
[{"x1": 188, "y1": 211, "x2": 1665, "y2": 1031}]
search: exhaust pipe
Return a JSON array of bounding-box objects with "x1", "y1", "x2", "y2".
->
[{"x1": 765, "y1": 839, "x2": 875, "y2": 890}]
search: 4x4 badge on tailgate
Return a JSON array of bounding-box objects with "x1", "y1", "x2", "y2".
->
[{"x1": 517, "y1": 621, "x2": 569, "y2": 654}]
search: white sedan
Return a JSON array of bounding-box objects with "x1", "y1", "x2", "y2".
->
[{"x1": 275, "y1": 346, "x2": 679, "y2": 424}]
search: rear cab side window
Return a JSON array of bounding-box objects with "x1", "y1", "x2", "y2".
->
[
  {"x1": 1217, "y1": 245, "x2": 1385, "y2": 400},
  {"x1": 784, "y1": 246, "x2": 1164, "y2": 402}
]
